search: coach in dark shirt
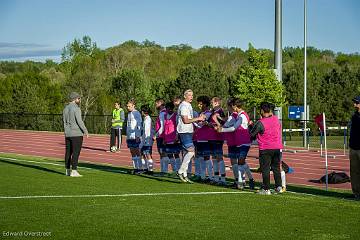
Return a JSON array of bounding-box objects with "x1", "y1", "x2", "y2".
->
[{"x1": 349, "y1": 96, "x2": 360, "y2": 200}]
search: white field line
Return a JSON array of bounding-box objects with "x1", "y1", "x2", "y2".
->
[{"x1": 0, "y1": 191, "x2": 252, "y2": 200}]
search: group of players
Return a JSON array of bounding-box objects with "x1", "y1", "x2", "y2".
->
[{"x1": 120, "y1": 89, "x2": 289, "y2": 194}]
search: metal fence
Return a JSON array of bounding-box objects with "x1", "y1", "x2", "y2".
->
[
  {"x1": 0, "y1": 113, "x2": 113, "y2": 134},
  {"x1": 281, "y1": 119, "x2": 350, "y2": 152}
]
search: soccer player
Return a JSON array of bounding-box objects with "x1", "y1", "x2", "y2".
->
[
  {"x1": 209, "y1": 97, "x2": 226, "y2": 185},
  {"x1": 194, "y1": 95, "x2": 214, "y2": 182},
  {"x1": 163, "y1": 102, "x2": 181, "y2": 172},
  {"x1": 217, "y1": 98, "x2": 255, "y2": 190},
  {"x1": 155, "y1": 98, "x2": 169, "y2": 175},
  {"x1": 126, "y1": 99, "x2": 143, "y2": 174},
  {"x1": 177, "y1": 89, "x2": 205, "y2": 183},
  {"x1": 141, "y1": 104, "x2": 154, "y2": 174}
]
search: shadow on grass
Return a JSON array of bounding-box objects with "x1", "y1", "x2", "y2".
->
[
  {"x1": 285, "y1": 184, "x2": 354, "y2": 200},
  {"x1": 0, "y1": 159, "x2": 64, "y2": 175},
  {"x1": 78, "y1": 162, "x2": 182, "y2": 184}
]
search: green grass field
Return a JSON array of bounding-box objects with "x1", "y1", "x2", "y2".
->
[{"x1": 0, "y1": 153, "x2": 359, "y2": 240}]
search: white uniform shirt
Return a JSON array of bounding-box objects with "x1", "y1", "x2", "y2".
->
[
  {"x1": 126, "y1": 110, "x2": 142, "y2": 139},
  {"x1": 142, "y1": 115, "x2": 154, "y2": 146},
  {"x1": 177, "y1": 101, "x2": 194, "y2": 133}
]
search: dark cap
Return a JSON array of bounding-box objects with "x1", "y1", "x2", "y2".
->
[
  {"x1": 352, "y1": 96, "x2": 360, "y2": 103},
  {"x1": 69, "y1": 92, "x2": 81, "y2": 101}
]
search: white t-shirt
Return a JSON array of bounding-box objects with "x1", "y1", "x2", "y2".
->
[{"x1": 177, "y1": 101, "x2": 194, "y2": 133}]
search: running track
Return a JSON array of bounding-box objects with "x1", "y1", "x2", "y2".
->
[{"x1": 0, "y1": 129, "x2": 351, "y2": 190}]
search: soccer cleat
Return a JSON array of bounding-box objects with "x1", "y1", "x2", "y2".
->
[
  {"x1": 282, "y1": 186, "x2": 287, "y2": 192},
  {"x1": 249, "y1": 179, "x2": 255, "y2": 190},
  {"x1": 184, "y1": 176, "x2": 194, "y2": 184},
  {"x1": 65, "y1": 169, "x2": 71, "y2": 176},
  {"x1": 70, "y1": 170, "x2": 82, "y2": 177},
  {"x1": 275, "y1": 186, "x2": 284, "y2": 194},
  {"x1": 257, "y1": 189, "x2": 271, "y2": 195},
  {"x1": 230, "y1": 182, "x2": 244, "y2": 190},
  {"x1": 177, "y1": 172, "x2": 188, "y2": 183},
  {"x1": 288, "y1": 167, "x2": 294, "y2": 174}
]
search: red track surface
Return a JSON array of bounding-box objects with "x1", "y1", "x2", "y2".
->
[{"x1": 0, "y1": 129, "x2": 351, "y2": 190}]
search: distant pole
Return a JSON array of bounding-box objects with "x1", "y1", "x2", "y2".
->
[
  {"x1": 303, "y1": 0, "x2": 308, "y2": 148},
  {"x1": 275, "y1": 0, "x2": 282, "y2": 83},
  {"x1": 275, "y1": 0, "x2": 282, "y2": 121}
]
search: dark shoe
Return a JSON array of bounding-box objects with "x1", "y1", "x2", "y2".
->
[{"x1": 249, "y1": 179, "x2": 255, "y2": 190}]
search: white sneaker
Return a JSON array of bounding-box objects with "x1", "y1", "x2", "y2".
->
[
  {"x1": 257, "y1": 189, "x2": 271, "y2": 195},
  {"x1": 70, "y1": 170, "x2": 82, "y2": 177},
  {"x1": 275, "y1": 186, "x2": 284, "y2": 194},
  {"x1": 65, "y1": 169, "x2": 71, "y2": 176}
]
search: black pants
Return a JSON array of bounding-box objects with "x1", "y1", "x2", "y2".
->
[
  {"x1": 65, "y1": 136, "x2": 83, "y2": 170},
  {"x1": 110, "y1": 128, "x2": 122, "y2": 150},
  {"x1": 259, "y1": 149, "x2": 282, "y2": 190}
]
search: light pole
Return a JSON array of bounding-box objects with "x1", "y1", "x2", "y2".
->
[
  {"x1": 303, "y1": 0, "x2": 308, "y2": 148},
  {"x1": 274, "y1": 0, "x2": 282, "y2": 120}
]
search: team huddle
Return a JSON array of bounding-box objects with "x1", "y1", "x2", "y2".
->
[{"x1": 115, "y1": 89, "x2": 290, "y2": 195}]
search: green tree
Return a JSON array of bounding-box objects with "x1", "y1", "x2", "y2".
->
[{"x1": 230, "y1": 44, "x2": 284, "y2": 109}]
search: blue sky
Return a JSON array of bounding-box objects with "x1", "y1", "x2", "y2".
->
[{"x1": 0, "y1": 0, "x2": 359, "y2": 61}]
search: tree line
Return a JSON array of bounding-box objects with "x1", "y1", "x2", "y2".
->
[{"x1": 0, "y1": 36, "x2": 359, "y2": 123}]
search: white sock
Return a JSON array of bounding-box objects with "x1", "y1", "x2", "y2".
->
[
  {"x1": 141, "y1": 158, "x2": 146, "y2": 170},
  {"x1": 144, "y1": 159, "x2": 149, "y2": 170},
  {"x1": 199, "y1": 157, "x2": 206, "y2": 179},
  {"x1": 148, "y1": 159, "x2": 153, "y2": 171},
  {"x1": 160, "y1": 158, "x2": 164, "y2": 172},
  {"x1": 281, "y1": 170, "x2": 286, "y2": 188},
  {"x1": 132, "y1": 157, "x2": 137, "y2": 169},
  {"x1": 169, "y1": 157, "x2": 176, "y2": 172},
  {"x1": 132, "y1": 156, "x2": 140, "y2": 170},
  {"x1": 179, "y1": 151, "x2": 194, "y2": 177},
  {"x1": 219, "y1": 159, "x2": 226, "y2": 182},
  {"x1": 187, "y1": 159, "x2": 192, "y2": 176},
  {"x1": 243, "y1": 163, "x2": 253, "y2": 180},
  {"x1": 238, "y1": 165, "x2": 245, "y2": 183},
  {"x1": 232, "y1": 164, "x2": 239, "y2": 184},
  {"x1": 194, "y1": 157, "x2": 201, "y2": 176},
  {"x1": 175, "y1": 158, "x2": 181, "y2": 171},
  {"x1": 206, "y1": 160, "x2": 213, "y2": 179},
  {"x1": 161, "y1": 157, "x2": 169, "y2": 173},
  {"x1": 136, "y1": 156, "x2": 142, "y2": 170}
]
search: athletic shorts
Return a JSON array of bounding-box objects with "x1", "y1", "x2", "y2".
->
[
  {"x1": 209, "y1": 140, "x2": 224, "y2": 157},
  {"x1": 195, "y1": 141, "x2": 211, "y2": 157},
  {"x1": 164, "y1": 143, "x2": 181, "y2": 154},
  {"x1": 179, "y1": 133, "x2": 194, "y2": 150},
  {"x1": 141, "y1": 145, "x2": 152, "y2": 155},
  {"x1": 238, "y1": 145, "x2": 250, "y2": 159},
  {"x1": 228, "y1": 146, "x2": 240, "y2": 159},
  {"x1": 127, "y1": 139, "x2": 140, "y2": 149}
]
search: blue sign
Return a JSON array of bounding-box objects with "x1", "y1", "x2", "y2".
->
[{"x1": 288, "y1": 106, "x2": 304, "y2": 120}]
